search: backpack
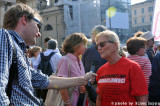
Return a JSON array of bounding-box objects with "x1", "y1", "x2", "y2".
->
[{"x1": 37, "y1": 52, "x2": 55, "y2": 76}]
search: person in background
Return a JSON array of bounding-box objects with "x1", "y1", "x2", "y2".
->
[
  {"x1": 126, "y1": 31, "x2": 149, "y2": 59},
  {"x1": 33, "y1": 39, "x2": 62, "y2": 72},
  {"x1": 126, "y1": 37, "x2": 151, "y2": 86},
  {"x1": 95, "y1": 30, "x2": 148, "y2": 106},
  {"x1": 140, "y1": 31, "x2": 155, "y2": 64},
  {"x1": 33, "y1": 39, "x2": 62, "y2": 102},
  {"x1": 44, "y1": 37, "x2": 60, "y2": 53},
  {"x1": 29, "y1": 46, "x2": 42, "y2": 67},
  {"x1": 44, "y1": 37, "x2": 52, "y2": 48},
  {"x1": 134, "y1": 31, "x2": 144, "y2": 37},
  {"x1": 82, "y1": 25, "x2": 107, "y2": 105},
  {"x1": 122, "y1": 46, "x2": 127, "y2": 52},
  {"x1": 156, "y1": 43, "x2": 160, "y2": 53},
  {"x1": 118, "y1": 47, "x2": 126, "y2": 57},
  {"x1": 149, "y1": 45, "x2": 160, "y2": 105},
  {"x1": 57, "y1": 33, "x2": 88, "y2": 106},
  {"x1": 0, "y1": 3, "x2": 95, "y2": 105},
  {"x1": 82, "y1": 25, "x2": 107, "y2": 74}
]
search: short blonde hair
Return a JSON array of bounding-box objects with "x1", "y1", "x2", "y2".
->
[{"x1": 95, "y1": 30, "x2": 120, "y2": 49}]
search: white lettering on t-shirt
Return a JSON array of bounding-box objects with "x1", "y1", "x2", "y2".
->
[{"x1": 98, "y1": 78, "x2": 125, "y2": 83}]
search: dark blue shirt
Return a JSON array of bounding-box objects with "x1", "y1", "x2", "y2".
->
[
  {"x1": 146, "y1": 48, "x2": 155, "y2": 64},
  {"x1": 149, "y1": 51, "x2": 160, "y2": 96},
  {"x1": 82, "y1": 43, "x2": 107, "y2": 74}
]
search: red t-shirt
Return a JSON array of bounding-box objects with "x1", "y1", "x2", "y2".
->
[{"x1": 96, "y1": 57, "x2": 148, "y2": 106}]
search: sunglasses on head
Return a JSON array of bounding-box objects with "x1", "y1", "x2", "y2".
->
[
  {"x1": 27, "y1": 15, "x2": 42, "y2": 30},
  {"x1": 95, "y1": 41, "x2": 113, "y2": 50}
]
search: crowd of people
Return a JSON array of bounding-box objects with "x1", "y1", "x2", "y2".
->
[
  {"x1": 0, "y1": 3, "x2": 95, "y2": 106},
  {"x1": 1, "y1": 3, "x2": 160, "y2": 106}
]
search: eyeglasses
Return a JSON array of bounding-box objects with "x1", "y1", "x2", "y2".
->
[
  {"x1": 27, "y1": 15, "x2": 42, "y2": 30},
  {"x1": 95, "y1": 41, "x2": 113, "y2": 50}
]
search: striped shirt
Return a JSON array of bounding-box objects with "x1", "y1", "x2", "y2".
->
[
  {"x1": 0, "y1": 29, "x2": 50, "y2": 106},
  {"x1": 127, "y1": 55, "x2": 151, "y2": 86}
]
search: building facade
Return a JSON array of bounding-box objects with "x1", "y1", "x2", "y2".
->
[
  {"x1": 132, "y1": 0, "x2": 155, "y2": 34},
  {"x1": 0, "y1": 0, "x2": 16, "y2": 28},
  {"x1": 0, "y1": 0, "x2": 65, "y2": 49},
  {"x1": 0, "y1": 0, "x2": 132, "y2": 48}
]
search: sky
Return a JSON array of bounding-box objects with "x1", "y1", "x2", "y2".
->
[
  {"x1": 46, "y1": 0, "x2": 146, "y2": 5},
  {"x1": 131, "y1": 0, "x2": 146, "y2": 5}
]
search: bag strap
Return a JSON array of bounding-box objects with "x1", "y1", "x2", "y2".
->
[
  {"x1": 7, "y1": 41, "x2": 17, "y2": 100},
  {"x1": 48, "y1": 52, "x2": 56, "y2": 58},
  {"x1": 41, "y1": 52, "x2": 55, "y2": 61},
  {"x1": 66, "y1": 56, "x2": 71, "y2": 77}
]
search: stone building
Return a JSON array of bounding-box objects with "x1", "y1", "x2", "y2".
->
[
  {"x1": 132, "y1": 0, "x2": 155, "y2": 34},
  {"x1": 0, "y1": 0, "x2": 16, "y2": 28},
  {"x1": 38, "y1": 3, "x2": 65, "y2": 49},
  {"x1": 23, "y1": 0, "x2": 65, "y2": 48},
  {"x1": 0, "y1": 0, "x2": 65, "y2": 49},
  {"x1": 0, "y1": 0, "x2": 132, "y2": 48}
]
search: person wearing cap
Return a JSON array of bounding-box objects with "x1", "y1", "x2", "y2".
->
[{"x1": 140, "y1": 31, "x2": 155, "y2": 64}]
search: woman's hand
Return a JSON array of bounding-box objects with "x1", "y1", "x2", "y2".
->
[{"x1": 79, "y1": 86, "x2": 86, "y2": 93}]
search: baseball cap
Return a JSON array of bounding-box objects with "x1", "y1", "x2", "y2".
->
[{"x1": 140, "y1": 31, "x2": 154, "y2": 40}]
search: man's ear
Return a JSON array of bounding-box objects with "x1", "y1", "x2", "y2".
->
[{"x1": 21, "y1": 15, "x2": 28, "y2": 25}]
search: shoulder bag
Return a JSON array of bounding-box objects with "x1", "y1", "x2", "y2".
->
[{"x1": 44, "y1": 56, "x2": 75, "y2": 106}]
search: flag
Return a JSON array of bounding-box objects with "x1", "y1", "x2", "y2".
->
[{"x1": 152, "y1": 0, "x2": 160, "y2": 41}]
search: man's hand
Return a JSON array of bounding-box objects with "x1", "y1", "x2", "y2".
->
[
  {"x1": 81, "y1": 72, "x2": 96, "y2": 85},
  {"x1": 47, "y1": 72, "x2": 96, "y2": 89}
]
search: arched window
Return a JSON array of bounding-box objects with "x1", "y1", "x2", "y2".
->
[
  {"x1": 55, "y1": 0, "x2": 58, "y2": 3},
  {"x1": 44, "y1": 24, "x2": 53, "y2": 31}
]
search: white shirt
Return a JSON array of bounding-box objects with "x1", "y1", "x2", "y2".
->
[
  {"x1": 33, "y1": 49, "x2": 62, "y2": 73},
  {"x1": 29, "y1": 57, "x2": 36, "y2": 67}
]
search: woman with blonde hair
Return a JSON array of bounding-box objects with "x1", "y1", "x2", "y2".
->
[
  {"x1": 29, "y1": 46, "x2": 42, "y2": 67},
  {"x1": 95, "y1": 30, "x2": 148, "y2": 106}
]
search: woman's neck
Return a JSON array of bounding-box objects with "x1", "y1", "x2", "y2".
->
[
  {"x1": 106, "y1": 53, "x2": 122, "y2": 65},
  {"x1": 73, "y1": 52, "x2": 79, "y2": 58}
]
